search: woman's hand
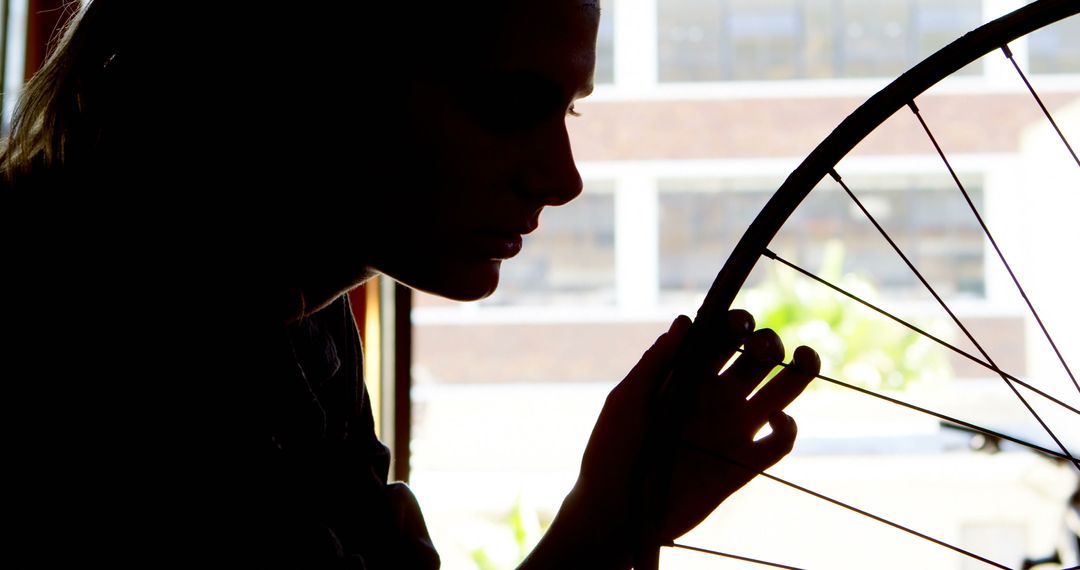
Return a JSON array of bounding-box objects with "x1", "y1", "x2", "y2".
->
[{"x1": 523, "y1": 310, "x2": 819, "y2": 569}]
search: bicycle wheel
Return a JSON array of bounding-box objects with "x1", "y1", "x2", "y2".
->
[{"x1": 647, "y1": 1, "x2": 1080, "y2": 568}]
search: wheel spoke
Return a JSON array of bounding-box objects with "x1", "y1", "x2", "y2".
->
[
  {"x1": 762, "y1": 249, "x2": 1080, "y2": 419},
  {"x1": 830, "y1": 169, "x2": 1078, "y2": 469},
  {"x1": 907, "y1": 99, "x2": 1080, "y2": 398},
  {"x1": 1001, "y1": 43, "x2": 1080, "y2": 169},
  {"x1": 755, "y1": 356, "x2": 1074, "y2": 462},
  {"x1": 679, "y1": 443, "x2": 1014, "y2": 570},
  {"x1": 668, "y1": 543, "x2": 808, "y2": 569}
]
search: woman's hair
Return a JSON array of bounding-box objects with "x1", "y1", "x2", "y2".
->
[
  {"x1": 0, "y1": 1, "x2": 122, "y2": 183},
  {"x1": 0, "y1": 0, "x2": 526, "y2": 188},
  {"x1": 0, "y1": 1, "x2": 292, "y2": 186}
]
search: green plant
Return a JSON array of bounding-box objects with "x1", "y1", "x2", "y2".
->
[
  {"x1": 735, "y1": 240, "x2": 951, "y2": 391},
  {"x1": 470, "y1": 492, "x2": 545, "y2": 570}
]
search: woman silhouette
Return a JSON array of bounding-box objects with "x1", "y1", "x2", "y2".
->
[{"x1": 3, "y1": 1, "x2": 819, "y2": 567}]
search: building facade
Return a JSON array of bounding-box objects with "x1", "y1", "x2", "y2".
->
[{"x1": 411, "y1": 2, "x2": 1080, "y2": 568}]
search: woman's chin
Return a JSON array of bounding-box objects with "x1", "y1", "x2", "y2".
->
[{"x1": 392, "y1": 258, "x2": 503, "y2": 302}]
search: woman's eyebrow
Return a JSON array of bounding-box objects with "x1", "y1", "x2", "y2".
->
[
  {"x1": 457, "y1": 69, "x2": 591, "y2": 114},
  {"x1": 497, "y1": 71, "x2": 561, "y2": 91}
]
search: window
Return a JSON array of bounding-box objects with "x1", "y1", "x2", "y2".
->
[
  {"x1": 658, "y1": 0, "x2": 982, "y2": 82},
  {"x1": 659, "y1": 174, "x2": 986, "y2": 304},
  {"x1": 405, "y1": 3, "x2": 1076, "y2": 566}
]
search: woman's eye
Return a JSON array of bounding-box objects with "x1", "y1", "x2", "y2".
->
[
  {"x1": 469, "y1": 99, "x2": 573, "y2": 134},
  {"x1": 470, "y1": 101, "x2": 545, "y2": 133}
]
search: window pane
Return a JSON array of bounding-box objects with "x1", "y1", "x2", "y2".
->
[
  {"x1": 729, "y1": 0, "x2": 802, "y2": 80},
  {"x1": 913, "y1": 0, "x2": 982, "y2": 76},
  {"x1": 838, "y1": 0, "x2": 911, "y2": 78},
  {"x1": 804, "y1": 1, "x2": 839, "y2": 78},
  {"x1": 659, "y1": 175, "x2": 986, "y2": 303},
  {"x1": 1029, "y1": 12, "x2": 1080, "y2": 74},
  {"x1": 595, "y1": 0, "x2": 615, "y2": 84},
  {"x1": 658, "y1": 0, "x2": 724, "y2": 82},
  {"x1": 485, "y1": 183, "x2": 615, "y2": 306},
  {"x1": 658, "y1": 178, "x2": 775, "y2": 302},
  {"x1": 657, "y1": 0, "x2": 982, "y2": 81},
  {"x1": 773, "y1": 174, "x2": 986, "y2": 299}
]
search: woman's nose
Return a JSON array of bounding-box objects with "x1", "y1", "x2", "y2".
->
[{"x1": 520, "y1": 120, "x2": 584, "y2": 207}]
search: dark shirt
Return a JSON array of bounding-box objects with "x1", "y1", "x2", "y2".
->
[
  {"x1": 258, "y1": 294, "x2": 439, "y2": 568},
  {"x1": 8, "y1": 276, "x2": 437, "y2": 567}
]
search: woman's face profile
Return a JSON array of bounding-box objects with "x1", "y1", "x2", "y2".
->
[{"x1": 352, "y1": 1, "x2": 600, "y2": 301}]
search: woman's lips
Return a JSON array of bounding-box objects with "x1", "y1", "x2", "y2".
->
[{"x1": 466, "y1": 232, "x2": 524, "y2": 260}]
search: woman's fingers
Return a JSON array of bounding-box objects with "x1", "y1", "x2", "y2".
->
[
  {"x1": 747, "y1": 345, "x2": 820, "y2": 422},
  {"x1": 682, "y1": 309, "x2": 755, "y2": 378},
  {"x1": 747, "y1": 411, "x2": 799, "y2": 470},
  {"x1": 723, "y1": 328, "x2": 785, "y2": 400},
  {"x1": 661, "y1": 309, "x2": 754, "y2": 398},
  {"x1": 689, "y1": 342, "x2": 817, "y2": 455},
  {"x1": 706, "y1": 309, "x2": 756, "y2": 374}
]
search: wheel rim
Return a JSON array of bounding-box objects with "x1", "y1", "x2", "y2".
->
[
  {"x1": 645, "y1": 1, "x2": 1080, "y2": 567},
  {"x1": 695, "y1": 0, "x2": 1080, "y2": 331}
]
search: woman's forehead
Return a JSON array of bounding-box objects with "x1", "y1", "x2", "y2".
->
[
  {"x1": 386, "y1": 1, "x2": 599, "y2": 91},
  {"x1": 483, "y1": 3, "x2": 598, "y2": 97},
  {"x1": 486, "y1": 1, "x2": 600, "y2": 60},
  {"x1": 500, "y1": 0, "x2": 601, "y2": 30}
]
